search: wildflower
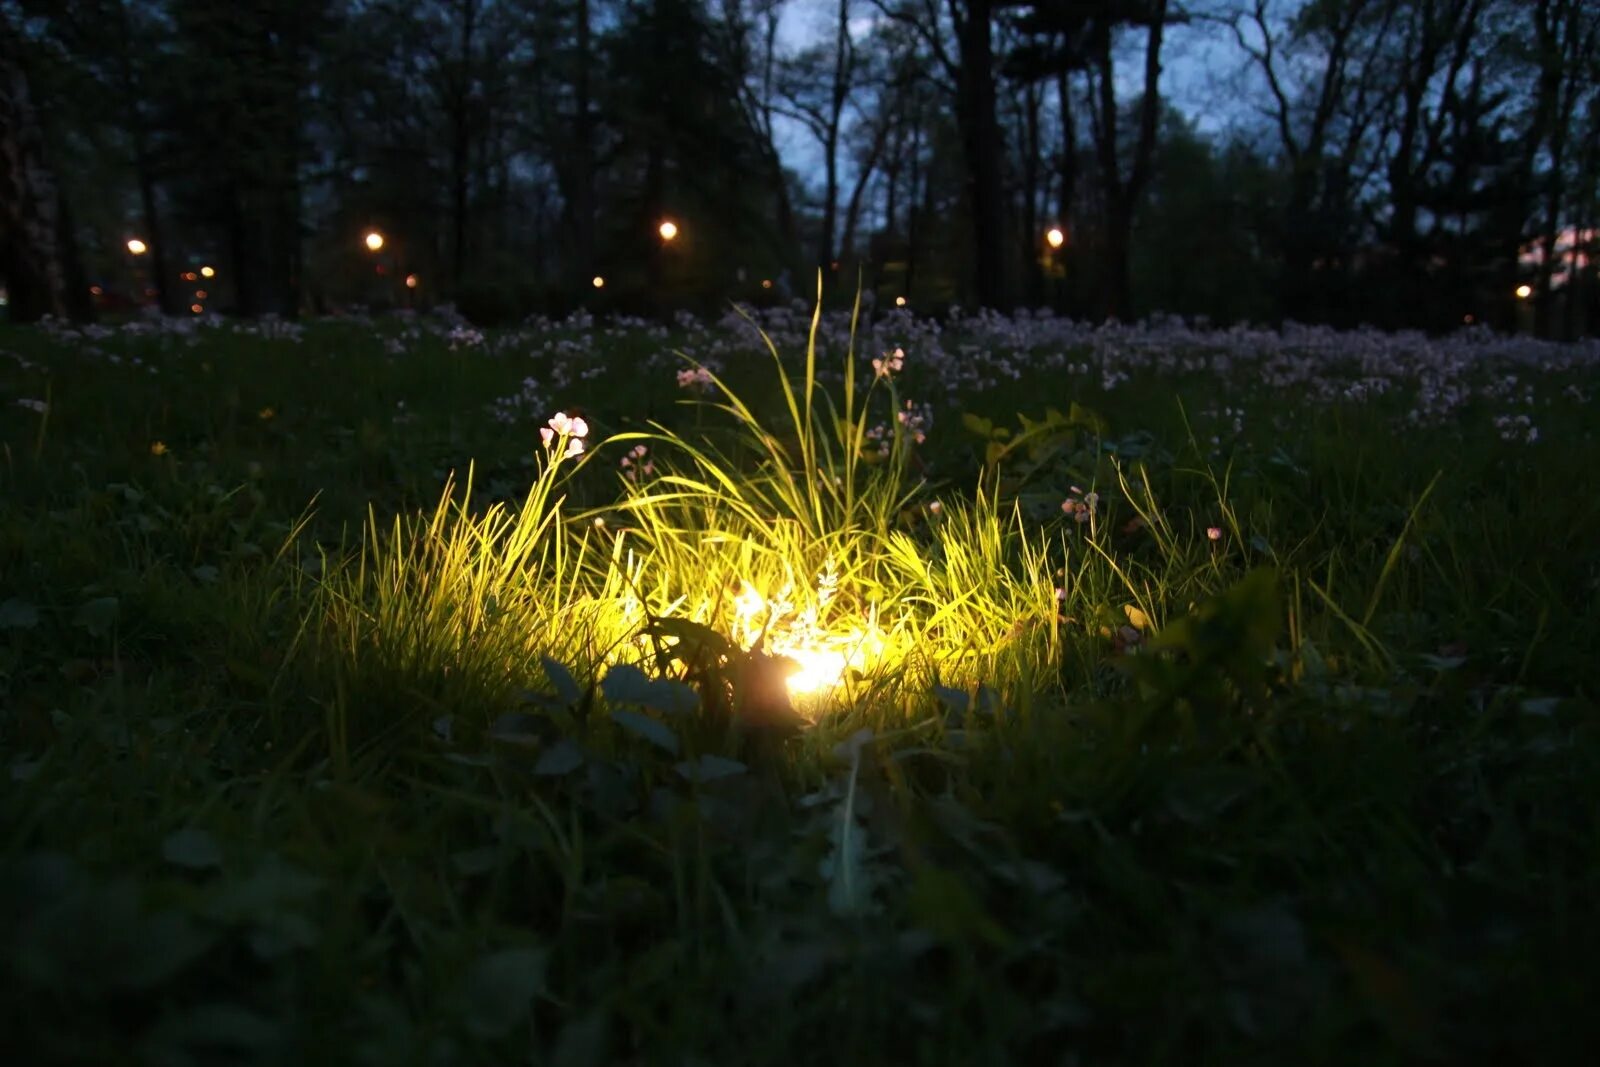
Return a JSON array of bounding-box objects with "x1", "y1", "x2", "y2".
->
[
  {"x1": 540, "y1": 411, "x2": 589, "y2": 459},
  {"x1": 1207, "y1": 526, "x2": 1223, "y2": 541},
  {"x1": 872, "y1": 347, "x2": 905, "y2": 378},
  {"x1": 619, "y1": 444, "x2": 654, "y2": 482},
  {"x1": 150, "y1": 441, "x2": 169, "y2": 456},
  {"x1": 676, "y1": 366, "x2": 715, "y2": 392},
  {"x1": 927, "y1": 500, "x2": 943, "y2": 515}
]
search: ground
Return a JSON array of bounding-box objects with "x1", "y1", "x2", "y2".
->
[{"x1": 2, "y1": 304, "x2": 1598, "y2": 1065}]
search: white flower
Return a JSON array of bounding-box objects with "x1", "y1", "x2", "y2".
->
[{"x1": 541, "y1": 411, "x2": 589, "y2": 458}]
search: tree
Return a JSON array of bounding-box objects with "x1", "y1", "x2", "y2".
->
[{"x1": 0, "y1": 9, "x2": 82, "y2": 321}]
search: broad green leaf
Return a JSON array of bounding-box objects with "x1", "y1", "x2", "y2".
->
[
  {"x1": 534, "y1": 739, "x2": 585, "y2": 776},
  {"x1": 0, "y1": 598, "x2": 39, "y2": 629},
  {"x1": 674, "y1": 754, "x2": 747, "y2": 783},
  {"x1": 72, "y1": 596, "x2": 119, "y2": 636},
  {"x1": 462, "y1": 947, "x2": 548, "y2": 1039},
  {"x1": 610, "y1": 709, "x2": 680, "y2": 754},
  {"x1": 541, "y1": 656, "x2": 584, "y2": 707},
  {"x1": 162, "y1": 827, "x2": 223, "y2": 870}
]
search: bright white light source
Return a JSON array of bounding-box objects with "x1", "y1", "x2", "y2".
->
[
  {"x1": 1515, "y1": 284, "x2": 1532, "y2": 299},
  {"x1": 200, "y1": 265, "x2": 215, "y2": 278},
  {"x1": 126, "y1": 239, "x2": 148, "y2": 255},
  {"x1": 658, "y1": 220, "x2": 679, "y2": 242},
  {"x1": 1045, "y1": 227, "x2": 1065, "y2": 249},
  {"x1": 592, "y1": 275, "x2": 605, "y2": 289},
  {"x1": 364, "y1": 231, "x2": 385, "y2": 252}
]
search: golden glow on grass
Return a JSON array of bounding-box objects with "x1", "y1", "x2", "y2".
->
[{"x1": 729, "y1": 575, "x2": 885, "y2": 700}]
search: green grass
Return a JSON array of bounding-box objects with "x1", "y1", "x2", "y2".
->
[{"x1": 2, "y1": 310, "x2": 1598, "y2": 1065}]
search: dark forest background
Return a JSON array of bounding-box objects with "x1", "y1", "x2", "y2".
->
[{"x1": 1, "y1": 0, "x2": 1597, "y2": 337}]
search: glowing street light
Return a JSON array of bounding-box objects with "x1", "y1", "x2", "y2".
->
[
  {"x1": 200, "y1": 265, "x2": 215, "y2": 278},
  {"x1": 592, "y1": 275, "x2": 605, "y2": 289},
  {"x1": 364, "y1": 230, "x2": 385, "y2": 252},
  {"x1": 657, "y1": 220, "x2": 679, "y2": 242},
  {"x1": 1515, "y1": 283, "x2": 1533, "y2": 300},
  {"x1": 1045, "y1": 226, "x2": 1066, "y2": 250},
  {"x1": 127, "y1": 238, "x2": 148, "y2": 255}
]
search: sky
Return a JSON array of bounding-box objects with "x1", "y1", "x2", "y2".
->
[{"x1": 769, "y1": 0, "x2": 1257, "y2": 188}]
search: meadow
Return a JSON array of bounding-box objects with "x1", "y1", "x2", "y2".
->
[{"x1": 3, "y1": 299, "x2": 1599, "y2": 1065}]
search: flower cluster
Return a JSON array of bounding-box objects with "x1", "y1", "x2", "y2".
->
[
  {"x1": 872, "y1": 347, "x2": 905, "y2": 379},
  {"x1": 1060, "y1": 487, "x2": 1098, "y2": 524},
  {"x1": 676, "y1": 366, "x2": 716, "y2": 393},
  {"x1": 540, "y1": 411, "x2": 588, "y2": 459},
  {"x1": 619, "y1": 444, "x2": 654, "y2": 482}
]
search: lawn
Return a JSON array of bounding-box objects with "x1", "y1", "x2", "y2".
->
[{"x1": 3, "y1": 302, "x2": 1598, "y2": 1065}]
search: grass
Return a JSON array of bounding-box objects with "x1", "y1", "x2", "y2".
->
[{"x1": 2, "y1": 305, "x2": 1599, "y2": 1065}]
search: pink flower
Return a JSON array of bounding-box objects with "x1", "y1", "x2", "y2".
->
[
  {"x1": 540, "y1": 411, "x2": 588, "y2": 458},
  {"x1": 1206, "y1": 526, "x2": 1223, "y2": 541}
]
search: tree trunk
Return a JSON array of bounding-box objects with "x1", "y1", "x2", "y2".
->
[
  {"x1": 0, "y1": 16, "x2": 75, "y2": 322},
  {"x1": 950, "y1": 0, "x2": 1007, "y2": 309}
]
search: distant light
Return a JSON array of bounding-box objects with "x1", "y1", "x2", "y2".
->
[
  {"x1": 405, "y1": 273, "x2": 419, "y2": 289},
  {"x1": 182, "y1": 271, "x2": 198, "y2": 281},
  {"x1": 830, "y1": 260, "x2": 840, "y2": 271},
  {"x1": 761, "y1": 279, "x2": 772, "y2": 289},
  {"x1": 592, "y1": 275, "x2": 605, "y2": 289},
  {"x1": 190, "y1": 303, "x2": 203, "y2": 313},
  {"x1": 195, "y1": 290, "x2": 207, "y2": 299},
  {"x1": 90, "y1": 285, "x2": 103, "y2": 296},
  {"x1": 1515, "y1": 283, "x2": 1533, "y2": 299},
  {"x1": 200, "y1": 265, "x2": 215, "y2": 278},
  {"x1": 1045, "y1": 227, "x2": 1066, "y2": 249},
  {"x1": 364, "y1": 231, "x2": 385, "y2": 252},
  {"x1": 895, "y1": 295, "x2": 907, "y2": 307},
  {"x1": 1463, "y1": 314, "x2": 1474, "y2": 324},
  {"x1": 144, "y1": 287, "x2": 157, "y2": 297},
  {"x1": 127, "y1": 239, "x2": 148, "y2": 255},
  {"x1": 658, "y1": 220, "x2": 679, "y2": 242}
]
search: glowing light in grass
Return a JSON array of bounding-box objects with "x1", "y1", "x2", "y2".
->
[
  {"x1": 729, "y1": 573, "x2": 885, "y2": 701},
  {"x1": 658, "y1": 220, "x2": 679, "y2": 242},
  {"x1": 127, "y1": 239, "x2": 148, "y2": 255},
  {"x1": 1045, "y1": 227, "x2": 1065, "y2": 249},
  {"x1": 364, "y1": 231, "x2": 385, "y2": 252},
  {"x1": 1516, "y1": 283, "x2": 1533, "y2": 299}
]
